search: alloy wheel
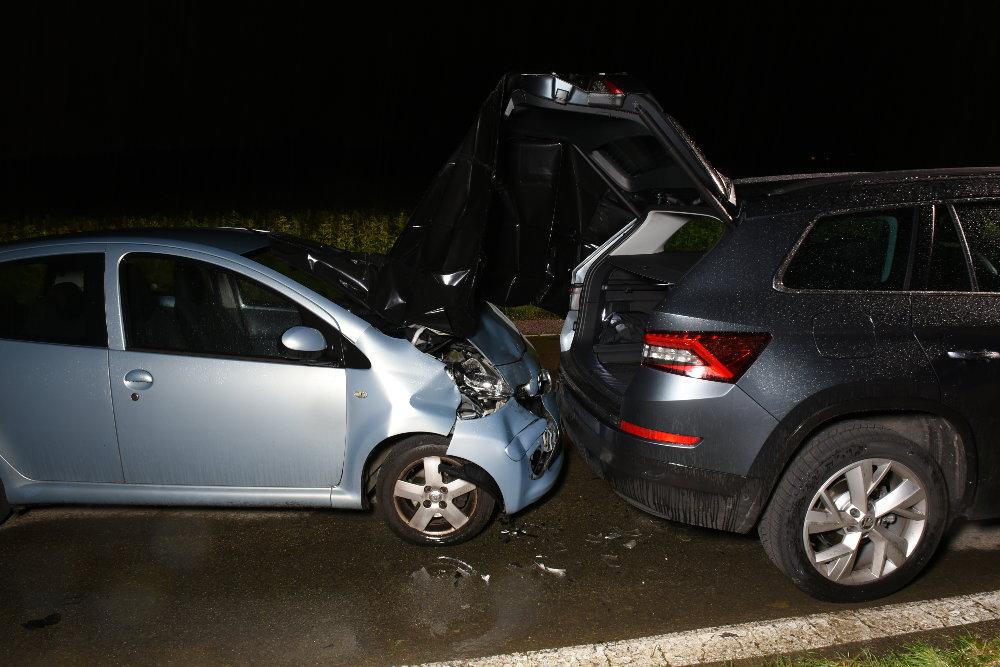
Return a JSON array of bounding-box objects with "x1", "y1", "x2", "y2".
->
[
  {"x1": 802, "y1": 458, "x2": 927, "y2": 584},
  {"x1": 392, "y1": 455, "x2": 479, "y2": 536}
]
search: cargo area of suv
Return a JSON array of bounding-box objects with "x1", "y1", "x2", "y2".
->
[{"x1": 562, "y1": 211, "x2": 724, "y2": 398}]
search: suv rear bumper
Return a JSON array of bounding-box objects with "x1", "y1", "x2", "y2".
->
[{"x1": 558, "y1": 374, "x2": 764, "y2": 533}]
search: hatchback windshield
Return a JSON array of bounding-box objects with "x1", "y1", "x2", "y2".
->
[{"x1": 245, "y1": 244, "x2": 371, "y2": 319}]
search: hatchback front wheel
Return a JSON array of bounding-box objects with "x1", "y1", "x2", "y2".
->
[{"x1": 377, "y1": 437, "x2": 496, "y2": 546}]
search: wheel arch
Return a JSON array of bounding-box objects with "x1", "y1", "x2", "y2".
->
[
  {"x1": 360, "y1": 432, "x2": 502, "y2": 510},
  {"x1": 751, "y1": 397, "x2": 978, "y2": 529}
]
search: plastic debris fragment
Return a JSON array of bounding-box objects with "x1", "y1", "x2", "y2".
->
[
  {"x1": 534, "y1": 562, "x2": 567, "y2": 578},
  {"x1": 437, "y1": 556, "x2": 491, "y2": 585}
]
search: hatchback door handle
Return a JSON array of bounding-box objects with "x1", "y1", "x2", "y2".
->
[
  {"x1": 123, "y1": 369, "x2": 154, "y2": 390},
  {"x1": 947, "y1": 350, "x2": 1000, "y2": 361}
]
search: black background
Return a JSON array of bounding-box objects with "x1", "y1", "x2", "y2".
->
[{"x1": 2, "y1": 2, "x2": 999, "y2": 215}]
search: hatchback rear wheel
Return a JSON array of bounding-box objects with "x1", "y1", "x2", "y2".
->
[
  {"x1": 377, "y1": 437, "x2": 496, "y2": 546},
  {"x1": 760, "y1": 424, "x2": 948, "y2": 601}
]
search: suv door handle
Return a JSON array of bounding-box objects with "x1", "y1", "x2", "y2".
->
[
  {"x1": 947, "y1": 350, "x2": 1000, "y2": 361},
  {"x1": 123, "y1": 369, "x2": 154, "y2": 390}
]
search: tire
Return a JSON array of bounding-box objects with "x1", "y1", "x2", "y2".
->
[
  {"x1": 759, "y1": 423, "x2": 948, "y2": 602},
  {"x1": 377, "y1": 435, "x2": 497, "y2": 546},
  {"x1": 0, "y1": 480, "x2": 11, "y2": 526}
]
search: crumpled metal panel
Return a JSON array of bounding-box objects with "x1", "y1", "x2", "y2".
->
[
  {"x1": 388, "y1": 75, "x2": 635, "y2": 329},
  {"x1": 272, "y1": 74, "x2": 640, "y2": 337}
]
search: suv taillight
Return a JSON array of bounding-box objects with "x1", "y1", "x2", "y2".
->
[{"x1": 642, "y1": 332, "x2": 770, "y2": 383}]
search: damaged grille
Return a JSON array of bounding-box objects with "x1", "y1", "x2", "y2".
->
[
  {"x1": 517, "y1": 394, "x2": 547, "y2": 419},
  {"x1": 530, "y1": 419, "x2": 560, "y2": 479}
]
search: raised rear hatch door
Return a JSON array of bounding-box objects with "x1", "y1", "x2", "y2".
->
[
  {"x1": 386, "y1": 73, "x2": 734, "y2": 328},
  {"x1": 508, "y1": 73, "x2": 735, "y2": 221}
]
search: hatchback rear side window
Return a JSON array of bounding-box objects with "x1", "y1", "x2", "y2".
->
[
  {"x1": 782, "y1": 208, "x2": 915, "y2": 291},
  {"x1": 951, "y1": 202, "x2": 1000, "y2": 292},
  {"x1": 0, "y1": 253, "x2": 106, "y2": 347}
]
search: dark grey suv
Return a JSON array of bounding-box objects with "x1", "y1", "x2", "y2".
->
[{"x1": 559, "y1": 172, "x2": 1000, "y2": 600}]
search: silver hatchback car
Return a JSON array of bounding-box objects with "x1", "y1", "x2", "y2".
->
[{"x1": 0, "y1": 229, "x2": 561, "y2": 545}]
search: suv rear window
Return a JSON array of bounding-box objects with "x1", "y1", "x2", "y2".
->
[{"x1": 783, "y1": 208, "x2": 916, "y2": 291}]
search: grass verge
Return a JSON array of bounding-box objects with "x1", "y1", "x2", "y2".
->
[{"x1": 773, "y1": 633, "x2": 1000, "y2": 667}]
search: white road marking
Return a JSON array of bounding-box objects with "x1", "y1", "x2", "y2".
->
[{"x1": 418, "y1": 589, "x2": 1000, "y2": 666}]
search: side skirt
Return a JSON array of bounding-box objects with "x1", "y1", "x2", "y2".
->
[{"x1": 6, "y1": 479, "x2": 365, "y2": 509}]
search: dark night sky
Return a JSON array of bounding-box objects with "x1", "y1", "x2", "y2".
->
[{"x1": 2, "y1": 2, "x2": 999, "y2": 214}]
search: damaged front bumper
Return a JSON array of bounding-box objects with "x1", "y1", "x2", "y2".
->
[
  {"x1": 447, "y1": 389, "x2": 562, "y2": 515},
  {"x1": 445, "y1": 318, "x2": 563, "y2": 515},
  {"x1": 557, "y1": 373, "x2": 762, "y2": 533}
]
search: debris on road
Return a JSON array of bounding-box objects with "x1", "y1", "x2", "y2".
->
[
  {"x1": 411, "y1": 566, "x2": 433, "y2": 584},
  {"x1": 623, "y1": 539, "x2": 637, "y2": 550},
  {"x1": 534, "y1": 562, "x2": 567, "y2": 578},
  {"x1": 437, "y1": 556, "x2": 491, "y2": 585},
  {"x1": 498, "y1": 516, "x2": 538, "y2": 542}
]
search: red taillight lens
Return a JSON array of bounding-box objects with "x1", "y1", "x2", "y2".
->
[
  {"x1": 642, "y1": 332, "x2": 770, "y2": 383},
  {"x1": 619, "y1": 420, "x2": 701, "y2": 445},
  {"x1": 602, "y1": 78, "x2": 624, "y2": 95}
]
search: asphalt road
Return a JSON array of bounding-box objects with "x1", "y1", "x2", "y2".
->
[{"x1": 2, "y1": 337, "x2": 999, "y2": 665}]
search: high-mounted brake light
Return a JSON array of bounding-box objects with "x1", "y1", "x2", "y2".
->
[
  {"x1": 601, "y1": 79, "x2": 624, "y2": 96},
  {"x1": 585, "y1": 75, "x2": 626, "y2": 108},
  {"x1": 642, "y1": 332, "x2": 770, "y2": 383},
  {"x1": 619, "y1": 420, "x2": 701, "y2": 446}
]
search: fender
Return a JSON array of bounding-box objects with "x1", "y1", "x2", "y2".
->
[
  {"x1": 747, "y1": 388, "x2": 979, "y2": 526},
  {"x1": 340, "y1": 327, "x2": 461, "y2": 505}
]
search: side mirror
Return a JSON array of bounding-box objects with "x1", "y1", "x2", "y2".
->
[{"x1": 281, "y1": 326, "x2": 327, "y2": 360}]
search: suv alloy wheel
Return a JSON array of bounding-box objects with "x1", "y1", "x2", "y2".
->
[{"x1": 759, "y1": 423, "x2": 949, "y2": 601}]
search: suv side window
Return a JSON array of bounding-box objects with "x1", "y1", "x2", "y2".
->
[
  {"x1": 0, "y1": 253, "x2": 106, "y2": 347},
  {"x1": 783, "y1": 208, "x2": 916, "y2": 291},
  {"x1": 951, "y1": 202, "x2": 1000, "y2": 292},
  {"x1": 926, "y1": 205, "x2": 973, "y2": 291},
  {"x1": 120, "y1": 253, "x2": 339, "y2": 363}
]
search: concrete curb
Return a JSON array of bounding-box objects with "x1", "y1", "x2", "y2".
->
[{"x1": 416, "y1": 589, "x2": 1000, "y2": 666}]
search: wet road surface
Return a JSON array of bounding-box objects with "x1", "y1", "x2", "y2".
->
[{"x1": 2, "y1": 337, "x2": 1000, "y2": 665}]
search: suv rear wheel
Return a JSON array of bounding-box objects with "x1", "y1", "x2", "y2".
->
[{"x1": 760, "y1": 423, "x2": 948, "y2": 601}]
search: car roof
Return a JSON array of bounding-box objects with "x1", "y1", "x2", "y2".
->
[
  {"x1": 0, "y1": 227, "x2": 271, "y2": 256},
  {"x1": 735, "y1": 166, "x2": 1000, "y2": 199}
]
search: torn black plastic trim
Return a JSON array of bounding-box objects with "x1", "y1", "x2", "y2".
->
[{"x1": 270, "y1": 73, "x2": 734, "y2": 336}]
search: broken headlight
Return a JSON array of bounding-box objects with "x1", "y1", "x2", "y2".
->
[
  {"x1": 410, "y1": 327, "x2": 512, "y2": 419},
  {"x1": 442, "y1": 343, "x2": 513, "y2": 419}
]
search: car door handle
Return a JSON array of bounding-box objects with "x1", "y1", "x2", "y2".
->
[
  {"x1": 123, "y1": 369, "x2": 154, "y2": 390},
  {"x1": 946, "y1": 350, "x2": 1000, "y2": 361}
]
